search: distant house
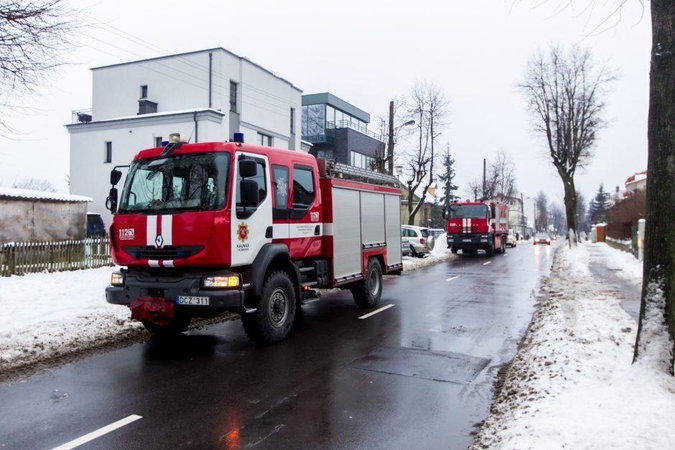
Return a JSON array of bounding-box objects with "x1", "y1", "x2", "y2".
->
[
  {"x1": 0, "y1": 188, "x2": 92, "y2": 244},
  {"x1": 625, "y1": 170, "x2": 647, "y2": 194}
]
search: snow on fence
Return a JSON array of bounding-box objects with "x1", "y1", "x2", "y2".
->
[{"x1": 0, "y1": 238, "x2": 113, "y2": 276}]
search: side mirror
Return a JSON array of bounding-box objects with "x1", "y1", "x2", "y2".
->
[
  {"x1": 239, "y1": 159, "x2": 257, "y2": 178},
  {"x1": 110, "y1": 169, "x2": 123, "y2": 186},
  {"x1": 106, "y1": 187, "x2": 118, "y2": 214}
]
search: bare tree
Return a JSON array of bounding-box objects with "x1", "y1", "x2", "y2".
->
[
  {"x1": 401, "y1": 81, "x2": 448, "y2": 225},
  {"x1": 12, "y1": 177, "x2": 56, "y2": 192},
  {"x1": 372, "y1": 98, "x2": 413, "y2": 173},
  {"x1": 466, "y1": 149, "x2": 517, "y2": 200},
  {"x1": 519, "y1": 44, "x2": 615, "y2": 246},
  {"x1": 535, "y1": 190, "x2": 549, "y2": 232},
  {"x1": 550, "y1": 203, "x2": 566, "y2": 235},
  {"x1": 0, "y1": 1, "x2": 79, "y2": 132},
  {"x1": 576, "y1": 190, "x2": 589, "y2": 234}
]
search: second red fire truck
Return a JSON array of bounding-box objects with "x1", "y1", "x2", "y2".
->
[
  {"x1": 104, "y1": 133, "x2": 403, "y2": 344},
  {"x1": 443, "y1": 200, "x2": 509, "y2": 256}
]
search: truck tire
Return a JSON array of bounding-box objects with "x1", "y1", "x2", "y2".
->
[
  {"x1": 451, "y1": 246, "x2": 458, "y2": 254},
  {"x1": 486, "y1": 238, "x2": 495, "y2": 257},
  {"x1": 142, "y1": 311, "x2": 192, "y2": 337},
  {"x1": 351, "y1": 258, "x2": 382, "y2": 308},
  {"x1": 242, "y1": 271, "x2": 296, "y2": 344}
]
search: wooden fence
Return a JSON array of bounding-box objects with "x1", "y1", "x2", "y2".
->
[{"x1": 0, "y1": 237, "x2": 113, "y2": 277}]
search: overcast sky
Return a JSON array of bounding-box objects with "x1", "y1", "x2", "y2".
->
[{"x1": 0, "y1": 0, "x2": 651, "y2": 208}]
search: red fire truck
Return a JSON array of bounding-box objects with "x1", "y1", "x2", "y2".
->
[
  {"x1": 443, "y1": 200, "x2": 509, "y2": 256},
  {"x1": 104, "y1": 133, "x2": 403, "y2": 344}
]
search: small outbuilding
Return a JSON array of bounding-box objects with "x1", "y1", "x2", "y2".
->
[{"x1": 0, "y1": 187, "x2": 92, "y2": 244}]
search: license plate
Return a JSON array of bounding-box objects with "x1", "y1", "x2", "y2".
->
[
  {"x1": 176, "y1": 295, "x2": 209, "y2": 306},
  {"x1": 462, "y1": 239, "x2": 472, "y2": 242}
]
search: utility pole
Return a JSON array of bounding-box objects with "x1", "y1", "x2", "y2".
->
[
  {"x1": 386, "y1": 100, "x2": 395, "y2": 175},
  {"x1": 482, "y1": 158, "x2": 486, "y2": 200}
]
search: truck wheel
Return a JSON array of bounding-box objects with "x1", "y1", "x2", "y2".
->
[
  {"x1": 142, "y1": 311, "x2": 192, "y2": 337},
  {"x1": 351, "y1": 258, "x2": 383, "y2": 308},
  {"x1": 242, "y1": 271, "x2": 296, "y2": 344},
  {"x1": 500, "y1": 238, "x2": 506, "y2": 254},
  {"x1": 486, "y1": 239, "x2": 495, "y2": 256},
  {"x1": 451, "y1": 246, "x2": 458, "y2": 254}
]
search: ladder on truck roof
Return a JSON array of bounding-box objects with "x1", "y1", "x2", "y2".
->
[{"x1": 317, "y1": 159, "x2": 400, "y2": 188}]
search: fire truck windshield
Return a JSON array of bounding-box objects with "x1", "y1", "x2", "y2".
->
[
  {"x1": 118, "y1": 153, "x2": 229, "y2": 213},
  {"x1": 449, "y1": 204, "x2": 488, "y2": 219}
]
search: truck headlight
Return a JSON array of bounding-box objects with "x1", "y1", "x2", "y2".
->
[
  {"x1": 203, "y1": 275, "x2": 241, "y2": 289},
  {"x1": 110, "y1": 272, "x2": 125, "y2": 287}
]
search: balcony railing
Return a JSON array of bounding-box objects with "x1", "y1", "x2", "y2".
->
[{"x1": 326, "y1": 120, "x2": 382, "y2": 140}]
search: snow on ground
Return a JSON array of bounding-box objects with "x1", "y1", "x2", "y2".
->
[
  {"x1": 471, "y1": 242, "x2": 675, "y2": 450},
  {"x1": 2, "y1": 237, "x2": 675, "y2": 449}
]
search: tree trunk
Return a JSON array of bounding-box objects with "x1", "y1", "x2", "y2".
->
[
  {"x1": 562, "y1": 176, "x2": 578, "y2": 245},
  {"x1": 634, "y1": 0, "x2": 675, "y2": 370}
]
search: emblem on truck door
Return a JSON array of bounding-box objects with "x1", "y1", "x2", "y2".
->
[{"x1": 237, "y1": 223, "x2": 249, "y2": 242}]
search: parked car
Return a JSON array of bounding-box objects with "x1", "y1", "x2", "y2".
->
[
  {"x1": 86, "y1": 212, "x2": 107, "y2": 237},
  {"x1": 401, "y1": 225, "x2": 434, "y2": 257},
  {"x1": 533, "y1": 232, "x2": 551, "y2": 245},
  {"x1": 401, "y1": 237, "x2": 412, "y2": 257},
  {"x1": 507, "y1": 230, "x2": 517, "y2": 247},
  {"x1": 429, "y1": 228, "x2": 445, "y2": 239}
]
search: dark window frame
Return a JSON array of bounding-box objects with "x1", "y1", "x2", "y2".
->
[
  {"x1": 104, "y1": 141, "x2": 112, "y2": 164},
  {"x1": 230, "y1": 81, "x2": 238, "y2": 113}
]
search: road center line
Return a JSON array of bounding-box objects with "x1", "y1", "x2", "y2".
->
[
  {"x1": 52, "y1": 414, "x2": 142, "y2": 450},
  {"x1": 358, "y1": 304, "x2": 394, "y2": 320},
  {"x1": 483, "y1": 261, "x2": 492, "y2": 266},
  {"x1": 446, "y1": 276, "x2": 460, "y2": 282}
]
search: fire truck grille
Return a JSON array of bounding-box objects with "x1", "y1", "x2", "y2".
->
[{"x1": 122, "y1": 246, "x2": 205, "y2": 260}]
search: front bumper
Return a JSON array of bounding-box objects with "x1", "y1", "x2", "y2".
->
[
  {"x1": 105, "y1": 270, "x2": 245, "y2": 312},
  {"x1": 447, "y1": 234, "x2": 490, "y2": 249}
]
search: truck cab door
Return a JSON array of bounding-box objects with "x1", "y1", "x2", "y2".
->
[{"x1": 231, "y1": 152, "x2": 272, "y2": 267}]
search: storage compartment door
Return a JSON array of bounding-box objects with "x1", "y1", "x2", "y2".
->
[
  {"x1": 332, "y1": 188, "x2": 362, "y2": 282},
  {"x1": 385, "y1": 193, "x2": 402, "y2": 267}
]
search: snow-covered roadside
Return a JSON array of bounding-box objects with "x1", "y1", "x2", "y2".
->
[
  {"x1": 0, "y1": 239, "x2": 453, "y2": 375},
  {"x1": 0, "y1": 267, "x2": 144, "y2": 373},
  {"x1": 470, "y1": 242, "x2": 675, "y2": 450}
]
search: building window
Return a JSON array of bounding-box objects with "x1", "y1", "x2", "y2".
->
[
  {"x1": 290, "y1": 108, "x2": 295, "y2": 135},
  {"x1": 104, "y1": 141, "x2": 112, "y2": 163},
  {"x1": 154, "y1": 136, "x2": 163, "y2": 147},
  {"x1": 230, "y1": 81, "x2": 238, "y2": 112},
  {"x1": 316, "y1": 149, "x2": 334, "y2": 160},
  {"x1": 140, "y1": 85, "x2": 148, "y2": 99},
  {"x1": 350, "y1": 151, "x2": 373, "y2": 169},
  {"x1": 257, "y1": 132, "x2": 272, "y2": 147}
]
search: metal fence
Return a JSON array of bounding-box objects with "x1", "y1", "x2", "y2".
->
[{"x1": 0, "y1": 237, "x2": 113, "y2": 277}]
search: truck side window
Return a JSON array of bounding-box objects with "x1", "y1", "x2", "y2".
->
[
  {"x1": 272, "y1": 165, "x2": 289, "y2": 220},
  {"x1": 292, "y1": 166, "x2": 315, "y2": 209},
  {"x1": 236, "y1": 157, "x2": 267, "y2": 219},
  {"x1": 272, "y1": 165, "x2": 289, "y2": 209}
]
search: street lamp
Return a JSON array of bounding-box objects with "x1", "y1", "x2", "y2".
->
[{"x1": 386, "y1": 100, "x2": 415, "y2": 175}]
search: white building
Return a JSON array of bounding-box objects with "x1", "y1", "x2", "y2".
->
[{"x1": 67, "y1": 48, "x2": 303, "y2": 225}]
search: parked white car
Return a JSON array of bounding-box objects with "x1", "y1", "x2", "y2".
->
[{"x1": 401, "y1": 225, "x2": 434, "y2": 258}]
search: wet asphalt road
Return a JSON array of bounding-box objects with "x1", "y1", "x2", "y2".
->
[{"x1": 0, "y1": 242, "x2": 556, "y2": 450}]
